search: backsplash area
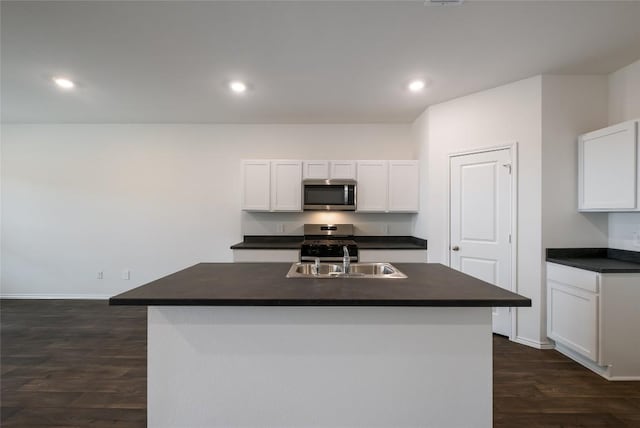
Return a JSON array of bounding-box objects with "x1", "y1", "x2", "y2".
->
[
  {"x1": 242, "y1": 212, "x2": 416, "y2": 236},
  {"x1": 609, "y1": 212, "x2": 640, "y2": 251}
]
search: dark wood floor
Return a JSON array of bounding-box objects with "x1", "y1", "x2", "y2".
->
[{"x1": 2, "y1": 300, "x2": 639, "y2": 427}]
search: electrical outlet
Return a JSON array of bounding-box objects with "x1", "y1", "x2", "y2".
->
[
  {"x1": 277, "y1": 223, "x2": 285, "y2": 233},
  {"x1": 633, "y1": 231, "x2": 640, "y2": 247},
  {"x1": 97, "y1": 271, "x2": 103, "y2": 280},
  {"x1": 122, "y1": 269, "x2": 131, "y2": 280}
]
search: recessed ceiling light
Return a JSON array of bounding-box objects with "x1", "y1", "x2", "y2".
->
[
  {"x1": 408, "y1": 80, "x2": 426, "y2": 93},
  {"x1": 53, "y1": 77, "x2": 75, "y2": 89},
  {"x1": 229, "y1": 81, "x2": 247, "y2": 94}
]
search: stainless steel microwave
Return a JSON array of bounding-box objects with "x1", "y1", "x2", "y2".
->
[{"x1": 303, "y1": 179, "x2": 356, "y2": 211}]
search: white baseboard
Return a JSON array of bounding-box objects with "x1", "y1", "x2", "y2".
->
[
  {"x1": 512, "y1": 335, "x2": 555, "y2": 349},
  {"x1": 606, "y1": 375, "x2": 640, "y2": 381},
  {"x1": 554, "y1": 343, "x2": 610, "y2": 379},
  {"x1": 554, "y1": 343, "x2": 640, "y2": 381},
  {"x1": 0, "y1": 294, "x2": 110, "y2": 300}
]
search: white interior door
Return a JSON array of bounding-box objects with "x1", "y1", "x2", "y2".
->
[{"x1": 450, "y1": 149, "x2": 513, "y2": 336}]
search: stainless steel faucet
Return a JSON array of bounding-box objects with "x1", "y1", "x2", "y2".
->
[
  {"x1": 343, "y1": 246, "x2": 351, "y2": 274},
  {"x1": 313, "y1": 257, "x2": 321, "y2": 276}
]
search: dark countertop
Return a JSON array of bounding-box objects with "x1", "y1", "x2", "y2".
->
[
  {"x1": 230, "y1": 236, "x2": 303, "y2": 249},
  {"x1": 546, "y1": 248, "x2": 640, "y2": 273},
  {"x1": 230, "y1": 235, "x2": 427, "y2": 250},
  {"x1": 355, "y1": 236, "x2": 427, "y2": 250},
  {"x1": 109, "y1": 262, "x2": 530, "y2": 307}
]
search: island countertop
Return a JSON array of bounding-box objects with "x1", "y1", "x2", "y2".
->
[{"x1": 109, "y1": 263, "x2": 531, "y2": 307}]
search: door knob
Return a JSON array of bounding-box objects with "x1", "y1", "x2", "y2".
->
[{"x1": 452, "y1": 246, "x2": 460, "y2": 251}]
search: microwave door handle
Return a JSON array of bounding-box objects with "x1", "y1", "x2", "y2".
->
[{"x1": 344, "y1": 185, "x2": 349, "y2": 205}]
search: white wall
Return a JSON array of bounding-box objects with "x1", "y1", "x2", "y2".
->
[
  {"x1": 0, "y1": 124, "x2": 413, "y2": 298},
  {"x1": 609, "y1": 59, "x2": 640, "y2": 124},
  {"x1": 411, "y1": 109, "x2": 429, "y2": 239},
  {"x1": 608, "y1": 59, "x2": 640, "y2": 251},
  {"x1": 541, "y1": 75, "x2": 609, "y2": 249},
  {"x1": 417, "y1": 76, "x2": 546, "y2": 346},
  {"x1": 243, "y1": 212, "x2": 415, "y2": 236}
]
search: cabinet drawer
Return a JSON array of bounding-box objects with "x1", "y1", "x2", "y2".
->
[{"x1": 547, "y1": 263, "x2": 599, "y2": 293}]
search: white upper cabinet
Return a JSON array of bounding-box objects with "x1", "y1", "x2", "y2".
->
[
  {"x1": 388, "y1": 161, "x2": 419, "y2": 212},
  {"x1": 242, "y1": 160, "x2": 301, "y2": 212},
  {"x1": 356, "y1": 161, "x2": 388, "y2": 212},
  {"x1": 243, "y1": 159, "x2": 419, "y2": 213},
  {"x1": 329, "y1": 161, "x2": 357, "y2": 180},
  {"x1": 303, "y1": 160, "x2": 356, "y2": 180},
  {"x1": 241, "y1": 160, "x2": 271, "y2": 211},
  {"x1": 579, "y1": 120, "x2": 639, "y2": 211},
  {"x1": 303, "y1": 161, "x2": 330, "y2": 180},
  {"x1": 271, "y1": 160, "x2": 303, "y2": 212},
  {"x1": 357, "y1": 160, "x2": 420, "y2": 213}
]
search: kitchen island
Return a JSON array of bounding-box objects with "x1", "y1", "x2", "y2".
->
[{"x1": 110, "y1": 262, "x2": 530, "y2": 428}]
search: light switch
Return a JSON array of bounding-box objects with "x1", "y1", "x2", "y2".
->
[{"x1": 122, "y1": 269, "x2": 131, "y2": 280}]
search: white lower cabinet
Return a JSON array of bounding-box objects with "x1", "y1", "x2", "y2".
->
[
  {"x1": 547, "y1": 262, "x2": 640, "y2": 380},
  {"x1": 548, "y1": 280, "x2": 599, "y2": 361},
  {"x1": 233, "y1": 249, "x2": 299, "y2": 263},
  {"x1": 234, "y1": 249, "x2": 427, "y2": 263},
  {"x1": 359, "y1": 249, "x2": 427, "y2": 263}
]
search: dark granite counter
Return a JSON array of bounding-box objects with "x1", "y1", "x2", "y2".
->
[
  {"x1": 230, "y1": 236, "x2": 303, "y2": 249},
  {"x1": 354, "y1": 236, "x2": 427, "y2": 250},
  {"x1": 230, "y1": 235, "x2": 427, "y2": 250},
  {"x1": 110, "y1": 262, "x2": 530, "y2": 307},
  {"x1": 546, "y1": 248, "x2": 640, "y2": 273}
]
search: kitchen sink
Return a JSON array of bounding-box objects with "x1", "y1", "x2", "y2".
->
[{"x1": 286, "y1": 262, "x2": 407, "y2": 279}]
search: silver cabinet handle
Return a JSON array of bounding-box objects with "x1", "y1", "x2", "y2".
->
[{"x1": 452, "y1": 246, "x2": 460, "y2": 251}]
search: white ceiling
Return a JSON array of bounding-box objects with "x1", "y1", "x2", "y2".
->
[{"x1": 2, "y1": 1, "x2": 640, "y2": 124}]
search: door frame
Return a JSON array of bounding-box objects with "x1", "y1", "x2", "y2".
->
[{"x1": 447, "y1": 142, "x2": 519, "y2": 340}]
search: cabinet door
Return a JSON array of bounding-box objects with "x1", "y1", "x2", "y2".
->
[
  {"x1": 330, "y1": 161, "x2": 357, "y2": 180},
  {"x1": 356, "y1": 161, "x2": 388, "y2": 212},
  {"x1": 388, "y1": 161, "x2": 419, "y2": 212},
  {"x1": 359, "y1": 250, "x2": 427, "y2": 263},
  {"x1": 303, "y1": 161, "x2": 329, "y2": 180},
  {"x1": 548, "y1": 280, "x2": 599, "y2": 362},
  {"x1": 579, "y1": 120, "x2": 638, "y2": 211},
  {"x1": 271, "y1": 161, "x2": 302, "y2": 212},
  {"x1": 233, "y1": 249, "x2": 300, "y2": 263},
  {"x1": 241, "y1": 160, "x2": 271, "y2": 211}
]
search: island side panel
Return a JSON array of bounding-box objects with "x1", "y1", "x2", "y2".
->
[{"x1": 148, "y1": 306, "x2": 493, "y2": 428}]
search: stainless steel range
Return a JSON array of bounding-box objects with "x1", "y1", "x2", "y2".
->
[{"x1": 300, "y1": 224, "x2": 358, "y2": 262}]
